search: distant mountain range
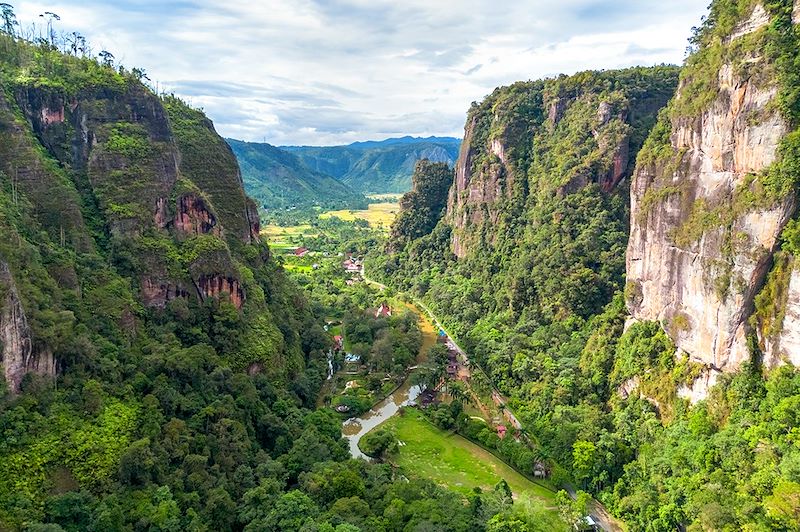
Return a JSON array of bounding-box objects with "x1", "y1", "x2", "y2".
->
[
  {"x1": 282, "y1": 136, "x2": 461, "y2": 193},
  {"x1": 226, "y1": 136, "x2": 461, "y2": 213},
  {"x1": 227, "y1": 138, "x2": 366, "y2": 212}
]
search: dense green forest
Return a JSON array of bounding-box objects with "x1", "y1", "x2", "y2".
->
[
  {"x1": 5, "y1": 1, "x2": 800, "y2": 531},
  {"x1": 0, "y1": 15, "x2": 558, "y2": 532},
  {"x1": 371, "y1": 2, "x2": 800, "y2": 528},
  {"x1": 282, "y1": 138, "x2": 460, "y2": 194},
  {"x1": 227, "y1": 138, "x2": 367, "y2": 214}
]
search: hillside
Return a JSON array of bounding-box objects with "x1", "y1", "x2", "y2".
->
[
  {"x1": 226, "y1": 138, "x2": 367, "y2": 211},
  {"x1": 0, "y1": 27, "x2": 316, "y2": 528},
  {"x1": 373, "y1": 63, "x2": 679, "y2": 507},
  {"x1": 7, "y1": 1, "x2": 800, "y2": 530},
  {"x1": 374, "y1": 1, "x2": 800, "y2": 529},
  {"x1": 0, "y1": 25, "x2": 548, "y2": 531},
  {"x1": 283, "y1": 136, "x2": 461, "y2": 193}
]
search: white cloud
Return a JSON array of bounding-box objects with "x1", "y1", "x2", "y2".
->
[{"x1": 12, "y1": 0, "x2": 708, "y2": 145}]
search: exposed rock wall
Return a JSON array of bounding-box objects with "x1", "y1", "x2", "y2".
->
[
  {"x1": 140, "y1": 277, "x2": 191, "y2": 309},
  {"x1": 447, "y1": 116, "x2": 483, "y2": 258},
  {"x1": 197, "y1": 276, "x2": 244, "y2": 309},
  {"x1": 771, "y1": 269, "x2": 800, "y2": 365},
  {"x1": 0, "y1": 263, "x2": 55, "y2": 392},
  {"x1": 174, "y1": 194, "x2": 218, "y2": 235},
  {"x1": 155, "y1": 193, "x2": 220, "y2": 236},
  {"x1": 446, "y1": 71, "x2": 678, "y2": 260},
  {"x1": 627, "y1": 3, "x2": 800, "y2": 392},
  {"x1": 753, "y1": 255, "x2": 800, "y2": 366},
  {"x1": 628, "y1": 70, "x2": 791, "y2": 368}
]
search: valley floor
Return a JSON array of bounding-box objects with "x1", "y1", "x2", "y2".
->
[{"x1": 365, "y1": 408, "x2": 566, "y2": 529}]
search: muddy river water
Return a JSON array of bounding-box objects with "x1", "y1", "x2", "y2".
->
[{"x1": 341, "y1": 301, "x2": 437, "y2": 459}]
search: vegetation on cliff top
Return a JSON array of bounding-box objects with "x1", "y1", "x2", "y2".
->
[{"x1": 388, "y1": 160, "x2": 453, "y2": 249}]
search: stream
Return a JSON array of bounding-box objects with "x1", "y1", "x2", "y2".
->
[
  {"x1": 342, "y1": 380, "x2": 422, "y2": 459},
  {"x1": 340, "y1": 300, "x2": 436, "y2": 459}
]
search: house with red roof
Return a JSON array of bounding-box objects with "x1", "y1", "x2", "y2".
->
[
  {"x1": 342, "y1": 258, "x2": 361, "y2": 272},
  {"x1": 293, "y1": 247, "x2": 309, "y2": 257},
  {"x1": 375, "y1": 302, "x2": 392, "y2": 318}
]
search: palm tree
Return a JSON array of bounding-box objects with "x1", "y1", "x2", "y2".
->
[{"x1": 448, "y1": 381, "x2": 469, "y2": 406}]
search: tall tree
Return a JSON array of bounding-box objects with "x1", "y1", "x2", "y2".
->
[
  {"x1": 38, "y1": 11, "x2": 60, "y2": 45},
  {"x1": 0, "y1": 3, "x2": 17, "y2": 36}
]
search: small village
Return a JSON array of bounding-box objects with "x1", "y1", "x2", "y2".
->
[
  {"x1": 271, "y1": 232, "x2": 563, "y2": 525},
  {"x1": 288, "y1": 243, "x2": 513, "y2": 423}
]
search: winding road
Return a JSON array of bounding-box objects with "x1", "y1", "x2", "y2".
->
[
  {"x1": 362, "y1": 269, "x2": 521, "y2": 427},
  {"x1": 360, "y1": 267, "x2": 624, "y2": 532}
]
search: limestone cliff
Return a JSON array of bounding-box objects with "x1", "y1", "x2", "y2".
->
[
  {"x1": 0, "y1": 263, "x2": 56, "y2": 393},
  {"x1": 627, "y1": 1, "x2": 800, "y2": 392},
  {"x1": 446, "y1": 69, "x2": 679, "y2": 258},
  {"x1": 0, "y1": 62, "x2": 267, "y2": 389},
  {"x1": 10, "y1": 84, "x2": 254, "y2": 311}
]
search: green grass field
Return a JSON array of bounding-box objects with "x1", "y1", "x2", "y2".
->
[
  {"x1": 368, "y1": 409, "x2": 560, "y2": 511},
  {"x1": 261, "y1": 223, "x2": 318, "y2": 239},
  {"x1": 319, "y1": 201, "x2": 400, "y2": 228}
]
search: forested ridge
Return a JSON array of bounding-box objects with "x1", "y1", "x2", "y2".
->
[
  {"x1": 5, "y1": 1, "x2": 800, "y2": 531},
  {"x1": 282, "y1": 138, "x2": 461, "y2": 194},
  {"x1": 226, "y1": 138, "x2": 367, "y2": 213},
  {"x1": 0, "y1": 13, "x2": 549, "y2": 532},
  {"x1": 372, "y1": 1, "x2": 800, "y2": 529}
]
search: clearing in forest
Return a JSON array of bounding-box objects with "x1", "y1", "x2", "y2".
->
[{"x1": 368, "y1": 408, "x2": 562, "y2": 526}]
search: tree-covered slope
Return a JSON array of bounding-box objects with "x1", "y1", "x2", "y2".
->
[
  {"x1": 388, "y1": 160, "x2": 453, "y2": 251},
  {"x1": 0, "y1": 27, "x2": 326, "y2": 528},
  {"x1": 283, "y1": 137, "x2": 461, "y2": 193},
  {"x1": 373, "y1": 2, "x2": 800, "y2": 529},
  {"x1": 0, "y1": 23, "x2": 562, "y2": 532},
  {"x1": 227, "y1": 138, "x2": 367, "y2": 211}
]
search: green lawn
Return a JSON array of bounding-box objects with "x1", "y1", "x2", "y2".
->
[
  {"x1": 368, "y1": 409, "x2": 559, "y2": 509},
  {"x1": 319, "y1": 201, "x2": 399, "y2": 229}
]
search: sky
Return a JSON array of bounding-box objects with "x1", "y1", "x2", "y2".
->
[{"x1": 14, "y1": 0, "x2": 709, "y2": 146}]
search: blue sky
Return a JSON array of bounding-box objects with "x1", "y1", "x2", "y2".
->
[{"x1": 15, "y1": 0, "x2": 709, "y2": 145}]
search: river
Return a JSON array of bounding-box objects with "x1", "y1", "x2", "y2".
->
[{"x1": 341, "y1": 300, "x2": 436, "y2": 459}]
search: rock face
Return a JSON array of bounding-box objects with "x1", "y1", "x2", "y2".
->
[
  {"x1": 197, "y1": 276, "x2": 244, "y2": 309},
  {"x1": 0, "y1": 263, "x2": 56, "y2": 393},
  {"x1": 155, "y1": 194, "x2": 220, "y2": 236},
  {"x1": 770, "y1": 269, "x2": 800, "y2": 365},
  {"x1": 140, "y1": 277, "x2": 191, "y2": 309},
  {"x1": 446, "y1": 71, "x2": 678, "y2": 259},
  {"x1": 627, "y1": 3, "x2": 800, "y2": 393},
  {"x1": 175, "y1": 194, "x2": 219, "y2": 235},
  {"x1": 1, "y1": 80, "x2": 264, "y2": 390},
  {"x1": 752, "y1": 254, "x2": 800, "y2": 367}
]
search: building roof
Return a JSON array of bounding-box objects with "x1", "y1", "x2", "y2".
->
[{"x1": 342, "y1": 258, "x2": 361, "y2": 270}]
